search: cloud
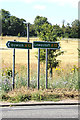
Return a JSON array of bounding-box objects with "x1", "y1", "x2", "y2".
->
[{"x1": 34, "y1": 5, "x2": 46, "y2": 10}]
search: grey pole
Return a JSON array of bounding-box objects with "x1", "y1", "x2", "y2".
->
[
  {"x1": 27, "y1": 23, "x2": 30, "y2": 88},
  {"x1": 12, "y1": 40, "x2": 16, "y2": 90},
  {"x1": 38, "y1": 48, "x2": 40, "y2": 90},
  {"x1": 46, "y1": 49, "x2": 48, "y2": 89}
]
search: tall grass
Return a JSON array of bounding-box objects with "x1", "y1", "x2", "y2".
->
[{"x1": 0, "y1": 63, "x2": 79, "y2": 92}]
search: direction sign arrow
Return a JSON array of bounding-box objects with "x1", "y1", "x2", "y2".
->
[
  {"x1": 33, "y1": 41, "x2": 60, "y2": 49},
  {"x1": 6, "y1": 41, "x2": 32, "y2": 49}
]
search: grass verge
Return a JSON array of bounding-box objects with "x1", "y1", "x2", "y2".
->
[{"x1": 1, "y1": 87, "x2": 78, "y2": 103}]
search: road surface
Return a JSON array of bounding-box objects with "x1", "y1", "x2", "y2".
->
[{"x1": 0, "y1": 105, "x2": 78, "y2": 118}]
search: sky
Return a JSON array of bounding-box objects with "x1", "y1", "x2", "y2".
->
[{"x1": 0, "y1": 0, "x2": 79, "y2": 26}]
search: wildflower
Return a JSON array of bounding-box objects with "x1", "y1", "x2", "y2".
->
[
  {"x1": 55, "y1": 68, "x2": 58, "y2": 70},
  {"x1": 63, "y1": 81, "x2": 68, "y2": 85},
  {"x1": 72, "y1": 68, "x2": 74, "y2": 71}
]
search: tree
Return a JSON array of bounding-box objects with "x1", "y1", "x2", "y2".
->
[
  {"x1": 34, "y1": 16, "x2": 50, "y2": 36},
  {"x1": 71, "y1": 19, "x2": 80, "y2": 38},
  {"x1": 0, "y1": 9, "x2": 27, "y2": 36},
  {"x1": 64, "y1": 23, "x2": 71, "y2": 38},
  {"x1": 52, "y1": 24, "x2": 63, "y2": 37},
  {"x1": 1, "y1": 9, "x2": 11, "y2": 35},
  {"x1": 29, "y1": 24, "x2": 37, "y2": 37},
  {"x1": 8, "y1": 16, "x2": 27, "y2": 36},
  {"x1": 35, "y1": 21, "x2": 64, "y2": 77}
]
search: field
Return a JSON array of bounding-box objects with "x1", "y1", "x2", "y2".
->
[
  {"x1": 0, "y1": 36, "x2": 79, "y2": 102},
  {"x1": 0, "y1": 36, "x2": 79, "y2": 66}
]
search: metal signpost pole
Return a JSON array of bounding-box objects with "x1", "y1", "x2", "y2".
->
[
  {"x1": 6, "y1": 40, "x2": 32, "y2": 90},
  {"x1": 12, "y1": 40, "x2": 16, "y2": 90},
  {"x1": 33, "y1": 41, "x2": 60, "y2": 90},
  {"x1": 46, "y1": 49, "x2": 48, "y2": 89},
  {"x1": 38, "y1": 48, "x2": 40, "y2": 90},
  {"x1": 27, "y1": 23, "x2": 30, "y2": 88}
]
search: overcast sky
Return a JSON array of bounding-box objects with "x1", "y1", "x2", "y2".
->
[{"x1": 0, "y1": 0, "x2": 79, "y2": 26}]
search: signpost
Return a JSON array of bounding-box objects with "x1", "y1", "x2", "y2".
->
[
  {"x1": 6, "y1": 38, "x2": 60, "y2": 90},
  {"x1": 27, "y1": 23, "x2": 30, "y2": 88},
  {"x1": 33, "y1": 41, "x2": 60, "y2": 49},
  {"x1": 38, "y1": 49, "x2": 40, "y2": 90},
  {"x1": 46, "y1": 49, "x2": 48, "y2": 89},
  {"x1": 12, "y1": 40, "x2": 16, "y2": 90},
  {"x1": 6, "y1": 41, "x2": 32, "y2": 49},
  {"x1": 6, "y1": 40, "x2": 32, "y2": 89},
  {"x1": 33, "y1": 41, "x2": 60, "y2": 89}
]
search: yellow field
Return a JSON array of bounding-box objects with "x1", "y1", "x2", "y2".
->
[{"x1": 0, "y1": 36, "x2": 79, "y2": 69}]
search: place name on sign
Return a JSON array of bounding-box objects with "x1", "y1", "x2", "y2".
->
[
  {"x1": 6, "y1": 41, "x2": 32, "y2": 49},
  {"x1": 33, "y1": 41, "x2": 60, "y2": 49}
]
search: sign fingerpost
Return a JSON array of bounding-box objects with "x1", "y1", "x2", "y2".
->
[{"x1": 33, "y1": 41, "x2": 60, "y2": 89}]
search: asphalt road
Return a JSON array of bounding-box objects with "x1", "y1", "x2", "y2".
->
[{"x1": 1, "y1": 105, "x2": 78, "y2": 118}]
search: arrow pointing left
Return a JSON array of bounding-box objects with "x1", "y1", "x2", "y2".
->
[{"x1": 6, "y1": 41, "x2": 10, "y2": 48}]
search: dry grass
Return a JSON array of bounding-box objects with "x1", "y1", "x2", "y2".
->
[
  {"x1": 2, "y1": 87, "x2": 78, "y2": 102},
  {"x1": 0, "y1": 36, "x2": 79, "y2": 69},
  {"x1": 1, "y1": 37, "x2": 79, "y2": 102}
]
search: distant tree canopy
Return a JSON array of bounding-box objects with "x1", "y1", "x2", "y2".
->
[
  {"x1": 0, "y1": 9, "x2": 80, "y2": 38},
  {"x1": 0, "y1": 9, "x2": 36, "y2": 37}
]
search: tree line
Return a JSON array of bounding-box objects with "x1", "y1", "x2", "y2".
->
[{"x1": 0, "y1": 9, "x2": 80, "y2": 38}]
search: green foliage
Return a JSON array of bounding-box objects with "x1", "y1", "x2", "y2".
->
[
  {"x1": 53, "y1": 24, "x2": 63, "y2": 37},
  {"x1": 1, "y1": 9, "x2": 27, "y2": 36},
  {"x1": 29, "y1": 24, "x2": 37, "y2": 37},
  {"x1": 34, "y1": 16, "x2": 49, "y2": 35},
  {"x1": 0, "y1": 9, "x2": 80, "y2": 38},
  {"x1": 34, "y1": 19, "x2": 64, "y2": 76}
]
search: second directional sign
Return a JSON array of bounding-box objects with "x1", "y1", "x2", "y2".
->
[
  {"x1": 33, "y1": 41, "x2": 60, "y2": 49},
  {"x1": 6, "y1": 41, "x2": 32, "y2": 49}
]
